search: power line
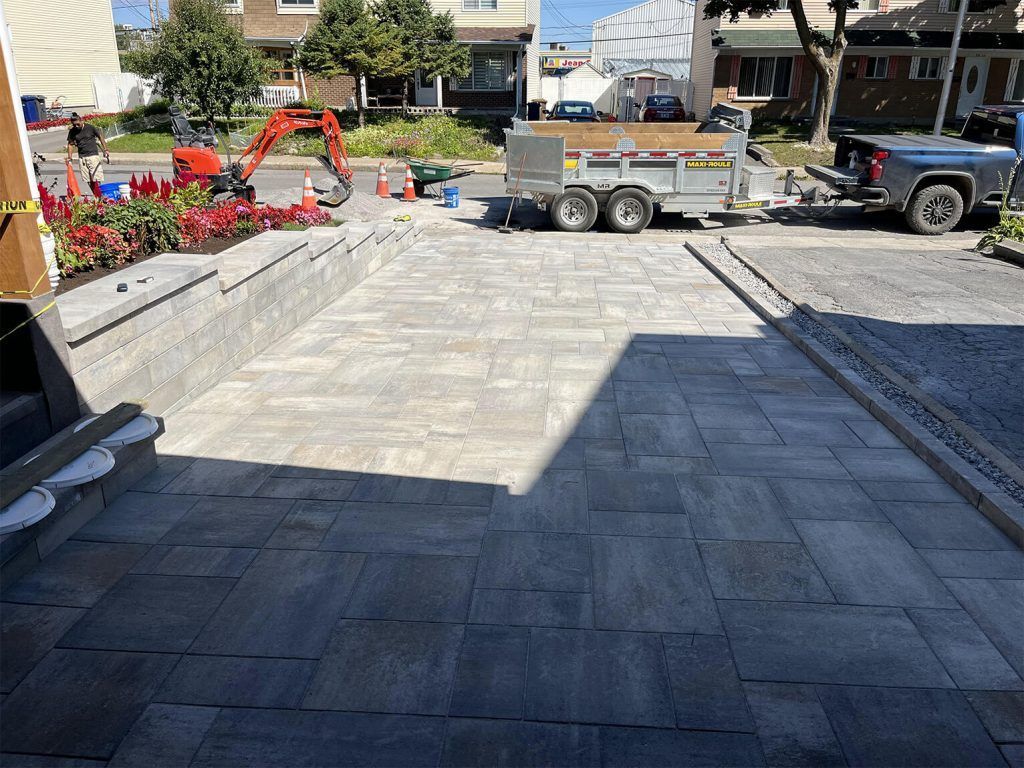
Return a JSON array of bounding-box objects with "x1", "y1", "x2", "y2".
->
[{"x1": 545, "y1": 30, "x2": 692, "y2": 44}]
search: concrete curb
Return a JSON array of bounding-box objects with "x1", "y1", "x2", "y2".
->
[
  {"x1": 992, "y1": 239, "x2": 1024, "y2": 267},
  {"x1": 106, "y1": 153, "x2": 506, "y2": 175},
  {"x1": 685, "y1": 239, "x2": 1024, "y2": 549}
]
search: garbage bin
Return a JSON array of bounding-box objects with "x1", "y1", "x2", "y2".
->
[
  {"x1": 21, "y1": 95, "x2": 45, "y2": 124},
  {"x1": 527, "y1": 99, "x2": 548, "y2": 121}
]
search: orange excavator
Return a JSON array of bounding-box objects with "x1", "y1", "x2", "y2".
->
[{"x1": 169, "y1": 106, "x2": 354, "y2": 206}]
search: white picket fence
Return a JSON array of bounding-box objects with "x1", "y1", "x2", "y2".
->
[
  {"x1": 92, "y1": 73, "x2": 158, "y2": 114},
  {"x1": 257, "y1": 85, "x2": 301, "y2": 108}
]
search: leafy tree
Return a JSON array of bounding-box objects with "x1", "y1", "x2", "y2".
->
[
  {"x1": 374, "y1": 0, "x2": 469, "y2": 114},
  {"x1": 704, "y1": 0, "x2": 1004, "y2": 148},
  {"x1": 297, "y1": 0, "x2": 406, "y2": 128},
  {"x1": 123, "y1": 0, "x2": 270, "y2": 124}
]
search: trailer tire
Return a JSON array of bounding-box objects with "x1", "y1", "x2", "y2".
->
[
  {"x1": 605, "y1": 188, "x2": 654, "y2": 234},
  {"x1": 905, "y1": 184, "x2": 963, "y2": 235},
  {"x1": 551, "y1": 189, "x2": 599, "y2": 232}
]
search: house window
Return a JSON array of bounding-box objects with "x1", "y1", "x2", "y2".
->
[
  {"x1": 264, "y1": 48, "x2": 298, "y2": 82},
  {"x1": 277, "y1": 0, "x2": 316, "y2": 10},
  {"x1": 455, "y1": 51, "x2": 508, "y2": 91},
  {"x1": 852, "y1": 0, "x2": 880, "y2": 10},
  {"x1": 911, "y1": 56, "x2": 944, "y2": 80},
  {"x1": 864, "y1": 56, "x2": 888, "y2": 79},
  {"x1": 1007, "y1": 60, "x2": 1024, "y2": 102},
  {"x1": 463, "y1": 0, "x2": 498, "y2": 9},
  {"x1": 737, "y1": 56, "x2": 793, "y2": 99},
  {"x1": 775, "y1": 0, "x2": 789, "y2": 8},
  {"x1": 222, "y1": 0, "x2": 242, "y2": 9},
  {"x1": 943, "y1": 0, "x2": 991, "y2": 12}
]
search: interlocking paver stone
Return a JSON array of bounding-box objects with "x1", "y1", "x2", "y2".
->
[
  {"x1": 441, "y1": 719, "x2": 600, "y2": 768},
  {"x1": 767, "y1": 477, "x2": 885, "y2": 521},
  {"x1": 302, "y1": 619, "x2": 463, "y2": 715},
  {"x1": 698, "y1": 540, "x2": 834, "y2": 602},
  {"x1": 586, "y1": 470, "x2": 682, "y2": 513},
  {"x1": 129, "y1": 545, "x2": 258, "y2": 577},
  {"x1": 620, "y1": 413, "x2": 707, "y2": 457},
  {"x1": 157, "y1": 655, "x2": 316, "y2": 708},
  {"x1": 597, "y1": 727, "x2": 765, "y2": 767},
  {"x1": 108, "y1": 703, "x2": 220, "y2": 768},
  {"x1": 720, "y1": 600, "x2": 954, "y2": 688},
  {"x1": 743, "y1": 682, "x2": 845, "y2": 767},
  {"x1": 944, "y1": 578, "x2": 1024, "y2": 678},
  {"x1": 524, "y1": 627, "x2": 674, "y2": 727},
  {"x1": 343, "y1": 553, "x2": 476, "y2": 622},
  {"x1": 476, "y1": 530, "x2": 590, "y2": 592},
  {"x1": 964, "y1": 691, "x2": 1024, "y2": 742},
  {"x1": 907, "y1": 609, "x2": 1023, "y2": 690},
  {"x1": 795, "y1": 520, "x2": 958, "y2": 608},
  {"x1": 816, "y1": 686, "x2": 1005, "y2": 767},
  {"x1": 881, "y1": 501, "x2": 1018, "y2": 550},
  {"x1": 0, "y1": 603, "x2": 84, "y2": 693},
  {"x1": 468, "y1": 589, "x2": 594, "y2": 629},
  {"x1": 73, "y1": 492, "x2": 197, "y2": 543},
  {"x1": 591, "y1": 535, "x2": 719, "y2": 633},
  {"x1": 662, "y1": 634, "x2": 754, "y2": 732},
  {"x1": 449, "y1": 625, "x2": 529, "y2": 719},
  {"x1": 489, "y1": 469, "x2": 587, "y2": 533},
  {"x1": 320, "y1": 501, "x2": 488, "y2": 556},
  {"x1": 677, "y1": 475, "x2": 799, "y2": 542},
  {"x1": 159, "y1": 496, "x2": 292, "y2": 548},
  {"x1": 60, "y1": 574, "x2": 234, "y2": 653},
  {"x1": 191, "y1": 549, "x2": 365, "y2": 658}
]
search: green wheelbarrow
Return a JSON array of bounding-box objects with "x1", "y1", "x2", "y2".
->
[{"x1": 403, "y1": 158, "x2": 478, "y2": 199}]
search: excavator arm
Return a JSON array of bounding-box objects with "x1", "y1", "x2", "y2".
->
[{"x1": 234, "y1": 109, "x2": 354, "y2": 206}]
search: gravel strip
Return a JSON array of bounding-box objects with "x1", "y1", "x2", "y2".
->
[{"x1": 696, "y1": 241, "x2": 1024, "y2": 506}]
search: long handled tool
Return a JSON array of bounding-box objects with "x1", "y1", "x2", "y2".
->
[{"x1": 499, "y1": 152, "x2": 527, "y2": 233}]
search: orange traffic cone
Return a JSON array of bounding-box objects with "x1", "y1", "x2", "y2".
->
[
  {"x1": 66, "y1": 160, "x2": 81, "y2": 198},
  {"x1": 375, "y1": 161, "x2": 390, "y2": 198},
  {"x1": 301, "y1": 169, "x2": 316, "y2": 209},
  {"x1": 402, "y1": 164, "x2": 417, "y2": 202}
]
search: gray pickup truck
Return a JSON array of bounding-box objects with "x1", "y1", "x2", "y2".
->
[{"x1": 806, "y1": 105, "x2": 1021, "y2": 235}]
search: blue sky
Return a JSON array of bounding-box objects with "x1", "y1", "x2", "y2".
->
[{"x1": 110, "y1": 0, "x2": 642, "y2": 50}]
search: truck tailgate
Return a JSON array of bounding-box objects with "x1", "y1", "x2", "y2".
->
[
  {"x1": 506, "y1": 133, "x2": 565, "y2": 195},
  {"x1": 804, "y1": 164, "x2": 864, "y2": 187}
]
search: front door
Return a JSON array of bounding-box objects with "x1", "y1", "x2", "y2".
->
[
  {"x1": 415, "y1": 70, "x2": 438, "y2": 107},
  {"x1": 956, "y1": 57, "x2": 989, "y2": 117}
]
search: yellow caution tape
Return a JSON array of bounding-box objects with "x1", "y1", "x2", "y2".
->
[
  {"x1": 0, "y1": 200, "x2": 42, "y2": 214},
  {"x1": 0, "y1": 300, "x2": 56, "y2": 344}
]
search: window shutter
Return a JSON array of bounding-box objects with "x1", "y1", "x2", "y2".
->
[
  {"x1": 879, "y1": 0, "x2": 890, "y2": 9},
  {"x1": 857, "y1": 56, "x2": 868, "y2": 78},
  {"x1": 909, "y1": 56, "x2": 921, "y2": 80},
  {"x1": 938, "y1": 0, "x2": 950, "y2": 11},
  {"x1": 727, "y1": 56, "x2": 740, "y2": 99},
  {"x1": 790, "y1": 56, "x2": 804, "y2": 98},
  {"x1": 1007, "y1": 59, "x2": 1021, "y2": 101},
  {"x1": 887, "y1": 56, "x2": 901, "y2": 81}
]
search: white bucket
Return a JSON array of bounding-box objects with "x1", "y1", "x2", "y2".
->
[{"x1": 118, "y1": 183, "x2": 132, "y2": 200}]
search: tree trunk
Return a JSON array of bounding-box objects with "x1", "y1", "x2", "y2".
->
[
  {"x1": 807, "y1": 56, "x2": 841, "y2": 149},
  {"x1": 355, "y1": 75, "x2": 366, "y2": 129}
]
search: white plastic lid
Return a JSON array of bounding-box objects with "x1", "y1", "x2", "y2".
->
[
  {"x1": 0, "y1": 486, "x2": 56, "y2": 535},
  {"x1": 74, "y1": 413, "x2": 159, "y2": 447},
  {"x1": 27, "y1": 445, "x2": 116, "y2": 489}
]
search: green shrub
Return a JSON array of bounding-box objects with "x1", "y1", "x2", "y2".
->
[
  {"x1": 102, "y1": 197, "x2": 181, "y2": 254},
  {"x1": 977, "y1": 209, "x2": 1024, "y2": 251},
  {"x1": 168, "y1": 181, "x2": 213, "y2": 216}
]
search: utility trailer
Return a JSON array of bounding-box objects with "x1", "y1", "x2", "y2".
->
[{"x1": 505, "y1": 103, "x2": 816, "y2": 233}]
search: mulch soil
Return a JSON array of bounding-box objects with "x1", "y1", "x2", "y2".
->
[{"x1": 55, "y1": 233, "x2": 257, "y2": 296}]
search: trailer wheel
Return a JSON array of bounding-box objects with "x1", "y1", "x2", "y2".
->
[
  {"x1": 551, "y1": 189, "x2": 599, "y2": 232},
  {"x1": 905, "y1": 184, "x2": 963, "y2": 235},
  {"x1": 605, "y1": 188, "x2": 654, "y2": 234}
]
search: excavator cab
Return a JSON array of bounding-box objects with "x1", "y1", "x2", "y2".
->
[{"x1": 169, "y1": 108, "x2": 354, "y2": 207}]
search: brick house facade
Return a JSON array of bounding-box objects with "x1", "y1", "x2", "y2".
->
[
  {"x1": 692, "y1": 0, "x2": 1024, "y2": 123},
  {"x1": 226, "y1": 0, "x2": 539, "y2": 114}
]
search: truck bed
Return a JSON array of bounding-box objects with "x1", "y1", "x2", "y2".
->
[{"x1": 515, "y1": 122, "x2": 734, "y2": 151}]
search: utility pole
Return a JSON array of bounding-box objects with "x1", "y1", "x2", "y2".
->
[{"x1": 933, "y1": 0, "x2": 968, "y2": 135}]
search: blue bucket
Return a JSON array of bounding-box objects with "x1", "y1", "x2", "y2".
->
[
  {"x1": 443, "y1": 186, "x2": 460, "y2": 209},
  {"x1": 99, "y1": 182, "x2": 122, "y2": 201}
]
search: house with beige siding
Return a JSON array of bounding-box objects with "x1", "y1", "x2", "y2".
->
[
  {"x1": 228, "y1": 0, "x2": 539, "y2": 114},
  {"x1": 692, "y1": 0, "x2": 1024, "y2": 123},
  {"x1": 2, "y1": 0, "x2": 121, "y2": 112}
]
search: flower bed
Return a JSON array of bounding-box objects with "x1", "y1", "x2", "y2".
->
[
  {"x1": 40, "y1": 173, "x2": 333, "y2": 281},
  {"x1": 26, "y1": 112, "x2": 118, "y2": 132}
]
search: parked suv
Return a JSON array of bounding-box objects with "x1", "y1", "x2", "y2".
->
[
  {"x1": 637, "y1": 94, "x2": 686, "y2": 122},
  {"x1": 547, "y1": 101, "x2": 605, "y2": 123}
]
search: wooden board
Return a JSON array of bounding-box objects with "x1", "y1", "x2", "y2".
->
[
  {"x1": 522, "y1": 122, "x2": 732, "y2": 151},
  {"x1": 0, "y1": 403, "x2": 142, "y2": 509}
]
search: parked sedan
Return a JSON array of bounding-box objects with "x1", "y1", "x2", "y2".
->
[
  {"x1": 637, "y1": 94, "x2": 686, "y2": 122},
  {"x1": 547, "y1": 101, "x2": 605, "y2": 123}
]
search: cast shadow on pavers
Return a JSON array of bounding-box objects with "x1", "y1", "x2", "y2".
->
[{"x1": 1, "y1": 333, "x2": 1020, "y2": 766}]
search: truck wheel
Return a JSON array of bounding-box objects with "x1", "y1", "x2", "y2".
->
[
  {"x1": 605, "y1": 188, "x2": 653, "y2": 234},
  {"x1": 905, "y1": 184, "x2": 964, "y2": 235},
  {"x1": 551, "y1": 189, "x2": 598, "y2": 232}
]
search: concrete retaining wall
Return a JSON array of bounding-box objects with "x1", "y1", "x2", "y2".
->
[{"x1": 57, "y1": 220, "x2": 422, "y2": 415}]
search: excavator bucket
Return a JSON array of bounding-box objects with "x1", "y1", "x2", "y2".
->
[{"x1": 314, "y1": 177, "x2": 353, "y2": 207}]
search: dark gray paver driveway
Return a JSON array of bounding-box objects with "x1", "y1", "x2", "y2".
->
[{"x1": 2, "y1": 232, "x2": 1022, "y2": 766}]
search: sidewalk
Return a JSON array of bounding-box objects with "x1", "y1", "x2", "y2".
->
[
  {"x1": 1, "y1": 232, "x2": 1019, "y2": 766},
  {"x1": 107, "y1": 152, "x2": 507, "y2": 175}
]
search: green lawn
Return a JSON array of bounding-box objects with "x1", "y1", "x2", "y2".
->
[{"x1": 107, "y1": 130, "x2": 175, "y2": 153}]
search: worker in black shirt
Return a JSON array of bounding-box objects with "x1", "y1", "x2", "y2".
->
[{"x1": 67, "y1": 113, "x2": 111, "y2": 189}]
